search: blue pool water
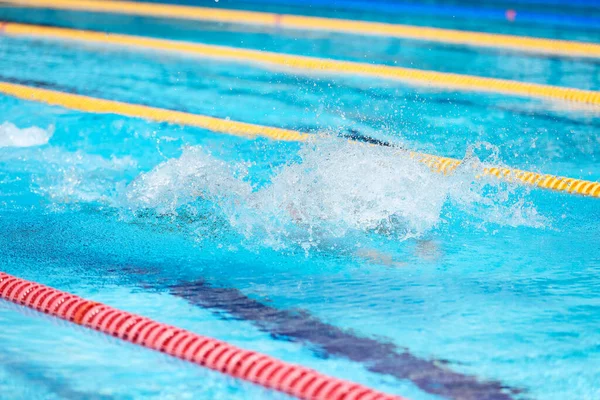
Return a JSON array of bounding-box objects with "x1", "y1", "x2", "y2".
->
[{"x1": 0, "y1": 1, "x2": 599, "y2": 399}]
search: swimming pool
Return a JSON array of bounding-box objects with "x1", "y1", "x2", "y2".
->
[{"x1": 0, "y1": 0, "x2": 599, "y2": 399}]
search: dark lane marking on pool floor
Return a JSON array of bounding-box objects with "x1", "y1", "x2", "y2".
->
[
  {"x1": 0, "y1": 340, "x2": 114, "y2": 400},
  {"x1": 0, "y1": 216, "x2": 518, "y2": 400},
  {"x1": 171, "y1": 280, "x2": 520, "y2": 400}
]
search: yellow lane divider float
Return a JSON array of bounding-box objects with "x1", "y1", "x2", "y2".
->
[
  {"x1": 0, "y1": 81, "x2": 597, "y2": 198},
  {"x1": 0, "y1": 81, "x2": 305, "y2": 141},
  {"x1": 3, "y1": 0, "x2": 600, "y2": 59},
  {"x1": 3, "y1": 23, "x2": 600, "y2": 107}
]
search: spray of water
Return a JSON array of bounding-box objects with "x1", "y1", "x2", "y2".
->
[
  {"x1": 0, "y1": 123, "x2": 136, "y2": 206},
  {"x1": 0, "y1": 122, "x2": 53, "y2": 148},
  {"x1": 31, "y1": 148, "x2": 137, "y2": 206},
  {"x1": 123, "y1": 136, "x2": 546, "y2": 251},
  {"x1": 3, "y1": 123, "x2": 545, "y2": 251}
]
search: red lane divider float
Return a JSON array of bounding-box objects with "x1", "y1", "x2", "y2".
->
[{"x1": 0, "y1": 272, "x2": 405, "y2": 400}]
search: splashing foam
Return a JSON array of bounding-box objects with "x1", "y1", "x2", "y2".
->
[
  {"x1": 0, "y1": 122, "x2": 53, "y2": 148},
  {"x1": 5, "y1": 146, "x2": 139, "y2": 206},
  {"x1": 34, "y1": 149, "x2": 137, "y2": 205},
  {"x1": 124, "y1": 137, "x2": 546, "y2": 251}
]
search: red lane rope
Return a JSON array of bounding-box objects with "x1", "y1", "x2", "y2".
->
[{"x1": 0, "y1": 272, "x2": 405, "y2": 400}]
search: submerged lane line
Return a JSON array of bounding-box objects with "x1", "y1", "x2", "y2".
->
[
  {"x1": 3, "y1": 0, "x2": 600, "y2": 58},
  {"x1": 171, "y1": 280, "x2": 518, "y2": 400},
  {"x1": 3, "y1": 23, "x2": 600, "y2": 107},
  {"x1": 0, "y1": 81, "x2": 598, "y2": 198},
  {"x1": 0, "y1": 272, "x2": 404, "y2": 400}
]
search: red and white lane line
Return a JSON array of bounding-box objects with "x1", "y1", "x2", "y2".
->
[{"x1": 0, "y1": 272, "x2": 405, "y2": 400}]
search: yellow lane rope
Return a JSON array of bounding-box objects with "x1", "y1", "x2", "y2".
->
[
  {"x1": 0, "y1": 81, "x2": 597, "y2": 198},
  {"x1": 2, "y1": 0, "x2": 600, "y2": 59},
  {"x1": 0, "y1": 81, "x2": 305, "y2": 141},
  {"x1": 413, "y1": 153, "x2": 600, "y2": 198},
  {"x1": 3, "y1": 23, "x2": 600, "y2": 107}
]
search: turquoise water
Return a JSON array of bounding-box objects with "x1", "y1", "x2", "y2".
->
[
  {"x1": 2, "y1": 7, "x2": 600, "y2": 92},
  {"x1": 1, "y1": 1, "x2": 599, "y2": 399}
]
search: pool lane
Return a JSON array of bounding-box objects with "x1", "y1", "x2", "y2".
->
[
  {"x1": 3, "y1": 23, "x2": 600, "y2": 106},
  {"x1": 225, "y1": 0, "x2": 600, "y2": 31},
  {"x1": 0, "y1": 186, "x2": 598, "y2": 399},
  {"x1": 0, "y1": 272, "x2": 405, "y2": 400},
  {"x1": 171, "y1": 280, "x2": 518, "y2": 400},
  {"x1": 2, "y1": 9, "x2": 600, "y2": 93},
  {"x1": 2, "y1": 0, "x2": 600, "y2": 55},
  {"x1": 2, "y1": 77, "x2": 600, "y2": 198},
  {"x1": 0, "y1": 205, "x2": 518, "y2": 400},
  {"x1": 0, "y1": 299, "x2": 294, "y2": 400},
  {"x1": 1, "y1": 30, "x2": 599, "y2": 172},
  {"x1": 0, "y1": 265, "x2": 522, "y2": 400}
]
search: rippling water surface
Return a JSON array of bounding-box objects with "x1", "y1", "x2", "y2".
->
[{"x1": 0, "y1": 1, "x2": 599, "y2": 399}]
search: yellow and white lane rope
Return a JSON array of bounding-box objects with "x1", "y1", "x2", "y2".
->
[
  {"x1": 0, "y1": 81, "x2": 597, "y2": 198},
  {"x1": 3, "y1": 23, "x2": 600, "y2": 107},
  {"x1": 2, "y1": 0, "x2": 600, "y2": 59}
]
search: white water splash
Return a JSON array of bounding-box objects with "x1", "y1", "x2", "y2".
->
[
  {"x1": 123, "y1": 136, "x2": 546, "y2": 250},
  {"x1": 27, "y1": 148, "x2": 138, "y2": 205},
  {"x1": 125, "y1": 146, "x2": 251, "y2": 215},
  {"x1": 0, "y1": 122, "x2": 53, "y2": 148}
]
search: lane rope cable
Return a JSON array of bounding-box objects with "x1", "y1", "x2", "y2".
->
[
  {"x1": 2, "y1": 0, "x2": 600, "y2": 59},
  {"x1": 2, "y1": 22, "x2": 600, "y2": 107},
  {"x1": 0, "y1": 271, "x2": 405, "y2": 400},
  {"x1": 0, "y1": 81, "x2": 598, "y2": 198}
]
